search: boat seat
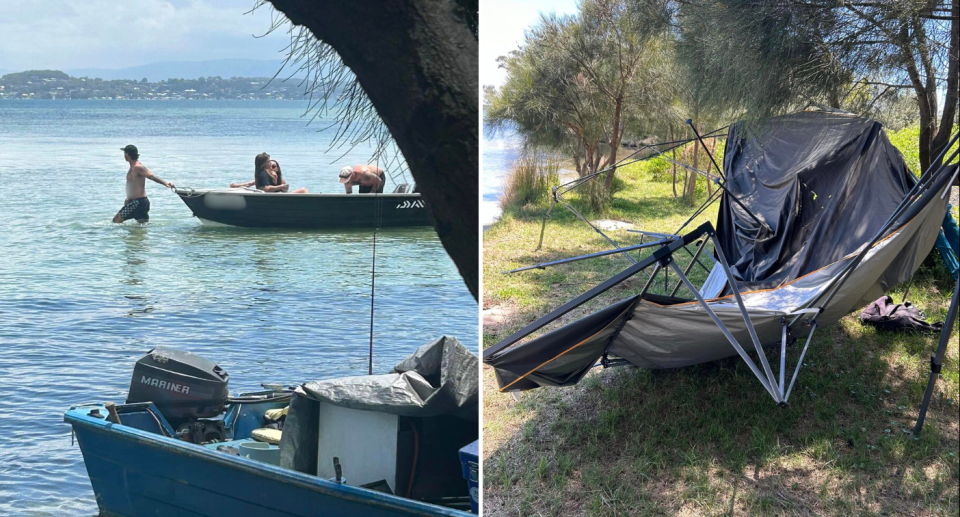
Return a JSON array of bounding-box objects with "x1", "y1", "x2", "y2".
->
[
  {"x1": 250, "y1": 406, "x2": 287, "y2": 444},
  {"x1": 264, "y1": 407, "x2": 287, "y2": 421},
  {"x1": 251, "y1": 428, "x2": 282, "y2": 445},
  {"x1": 393, "y1": 184, "x2": 412, "y2": 193}
]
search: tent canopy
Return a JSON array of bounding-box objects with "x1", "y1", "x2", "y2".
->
[{"x1": 718, "y1": 112, "x2": 914, "y2": 290}]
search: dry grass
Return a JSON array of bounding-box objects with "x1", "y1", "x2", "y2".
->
[{"x1": 499, "y1": 155, "x2": 561, "y2": 214}]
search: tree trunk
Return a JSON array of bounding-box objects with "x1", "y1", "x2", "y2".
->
[
  {"x1": 584, "y1": 143, "x2": 596, "y2": 176},
  {"x1": 670, "y1": 126, "x2": 678, "y2": 198},
  {"x1": 685, "y1": 131, "x2": 700, "y2": 204},
  {"x1": 603, "y1": 99, "x2": 623, "y2": 191},
  {"x1": 931, "y1": 0, "x2": 959, "y2": 170},
  {"x1": 266, "y1": 0, "x2": 478, "y2": 300},
  {"x1": 706, "y1": 138, "x2": 715, "y2": 196}
]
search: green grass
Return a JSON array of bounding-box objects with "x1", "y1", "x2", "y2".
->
[{"x1": 482, "y1": 147, "x2": 959, "y2": 516}]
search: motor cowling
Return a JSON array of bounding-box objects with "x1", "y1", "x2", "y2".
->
[{"x1": 126, "y1": 347, "x2": 229, "y2": 425}]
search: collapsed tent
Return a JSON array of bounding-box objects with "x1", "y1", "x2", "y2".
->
[{"x1": 484, "y1": 112, "x2": 958, "y2": 405}]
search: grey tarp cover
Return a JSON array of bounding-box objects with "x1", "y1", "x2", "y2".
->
[
  {"x1": 486, "y1": 112, "x2": 954, "y2": 391},
  {"x1": 280, "y1": 336, "x2": 478, "y2": 473}
]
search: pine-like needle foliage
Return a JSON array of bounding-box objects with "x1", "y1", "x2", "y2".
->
[
  {"x1": 250, "y1": 1, "x2": 408, "y2": 177},
  {"x1": 673, "y1": 0, "x2": 958, "y2": 170}
]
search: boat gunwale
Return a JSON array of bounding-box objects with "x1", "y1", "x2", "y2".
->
[
  {"x1": 64, "y1": 404, "x2": 471, "y2": 517},
  {"x1": 175, "y1": 189, "x2": 425, "y2": 200}
]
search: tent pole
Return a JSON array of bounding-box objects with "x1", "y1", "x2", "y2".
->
[
  {"x1": 557, "y1": 197, "x2": 638, "y2": 264},
  {"x1": 785, "y1": 322, "x2": 820, "y2": 402},
  {"x1": 678, "y1": 241, "x2": 714, "y2": 274},
  {"x1": 504, "y1": 239, "x2": 670, "y2": 274},
  {"x1": 686, "y1": 119, "x2": 725, "y2": 180},
  {"x1": 675, "y1": 188, "x2": 722, "y2": 235},
  {"x1": 484, "y1": 222, "x2": 714, "y2": 360},
  {"x1": 779, "y1": 320, "x2": 787, "y2": 399},
  {"x1": 914, "y1": 273, "x2": 959, "y2": 434},
  {"x1": 639, "y1": 262, "x2": 662, "y2": 297},
  {"x1": 536, "y1": 192, "x2": 557, "y2": 251},
  {"x1": 667, "y1": 259, "x2": 780, "y2": 402},
  {"x1": 670, "y1": 238, "x2": 710, "y2": 296},
  {"x1": 710, "y1": 234, "x2": 782, "y2": 402}
]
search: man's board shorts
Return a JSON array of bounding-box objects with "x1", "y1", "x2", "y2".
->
[
  {"x1": 359, "y1": 172, "x2": 386, "y2": 194},
  {"x1": 116, "y1": 197, "x2": 150, "y2": 222}
]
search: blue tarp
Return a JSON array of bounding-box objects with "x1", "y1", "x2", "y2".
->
[{"x1": 937, "y1": 205, "x2": 959, "y2": 280}]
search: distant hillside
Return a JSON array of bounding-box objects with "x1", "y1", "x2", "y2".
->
[
  {"x1": 63, "y1": 59, "x2": 302, "y2": 82},
  {"x1": 0, "y1": 70, "x2": 309, "y2": 100}
]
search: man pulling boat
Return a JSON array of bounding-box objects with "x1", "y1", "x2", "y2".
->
[{"x1": 113, "y1": 144, "x2": 175, "y2": 224}]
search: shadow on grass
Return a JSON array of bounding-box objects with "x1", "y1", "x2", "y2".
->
[{"x1": 484, "y1": 279, "x2": 959, "y2": 516}]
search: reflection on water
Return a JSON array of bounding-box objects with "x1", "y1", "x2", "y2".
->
[{"x1": 0, "y1": 100, "x2": 477, "y2": 516}]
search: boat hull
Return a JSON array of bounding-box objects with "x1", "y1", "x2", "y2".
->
[
  {"x1": 65, "y1": 405, "x2": 470, "y2": 517},
  {"x1": 175, "y1": 189, "x2": 433, "y2": 229}
]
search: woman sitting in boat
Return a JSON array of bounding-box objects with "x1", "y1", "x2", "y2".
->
[
  {"x1": 257, "y1": 159, "x2": 308, "y2": 193},
  {"x1": 230, "y1": 154, "x2": 307, "y2": 193},
  {"x1": 338, "y1": 165, "x2": 385, "y2": 194}
]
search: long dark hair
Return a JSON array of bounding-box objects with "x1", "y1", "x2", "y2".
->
[
  {"x1": 254, "y1": 152, "x2": 270, "y2": 176},
  {"x1": 270, "y1": 160, "x2": 284, "y2": 185}
]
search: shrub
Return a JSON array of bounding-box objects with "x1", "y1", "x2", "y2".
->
[
  {"x1": 576, "y1": 173, "x2": 611, "y2": 213},
  {"x1": 499, "y1": 155, "x2": 560, "y2": 212}
]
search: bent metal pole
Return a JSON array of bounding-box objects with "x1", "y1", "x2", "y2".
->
[
  {"x1": 914, "y1": 273, "x2": 959, "y2": 434},
  {"x1": 667, "y1": 258, "x2": 781, "y2": 402},
  {"x1": 505, "y1": 239, "x2": 671, "y2": 274}
]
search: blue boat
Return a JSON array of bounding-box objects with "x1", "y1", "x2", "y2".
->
[
  {"x1": 65, "y1": 339, "x2": 477, "y2": 517},
  {"x1": 65, "y1": 402, "x2": 471, "y2": 517}
]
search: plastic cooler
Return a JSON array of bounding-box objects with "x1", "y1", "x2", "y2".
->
[{"x1": 459, "y1": 440, "x2": 479, "y2": 513}]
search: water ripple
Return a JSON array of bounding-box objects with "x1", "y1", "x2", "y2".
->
[{"x1": 0, "y1": 100, "x2": 478, "y2": 516}]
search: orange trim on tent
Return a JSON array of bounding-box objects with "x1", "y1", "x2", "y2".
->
[{"x1": 498, "y1": 302, "x2": 636, "y2": 392}]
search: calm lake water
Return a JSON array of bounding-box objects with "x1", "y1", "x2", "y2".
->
[
  {"x1": 0, "y1": 99, "x2": 478, "y2": 516},
  {"x1": 481, "y1": 122, "x2": 522, "y2": 226}
]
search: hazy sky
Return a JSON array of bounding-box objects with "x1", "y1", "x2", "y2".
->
[
  {"x1": 480, "y1": 0, "x2": 579, "y2": 87},
  {"x1": 2, "y1": 0, "x2": 579, "y2": 81},
  {"x1": 0, "y1": 0, "x2": 290, "y2": 70}
]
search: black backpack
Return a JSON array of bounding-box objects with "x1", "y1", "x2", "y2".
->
[{"x1": 859, "y1": 295, "x2": 943, "y2": 333}]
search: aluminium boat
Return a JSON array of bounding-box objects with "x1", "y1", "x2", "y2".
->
[{"x1": 173, "y1": 187, "x2": 433, "y2": 228}]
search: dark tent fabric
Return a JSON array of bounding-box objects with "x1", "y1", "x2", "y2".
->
[
  {"x1": 717, "y1": 112, "x2": 914, "y2": 290},
  {"x1": 485, "y1": 296, "x2": 637, "y2": 391}
]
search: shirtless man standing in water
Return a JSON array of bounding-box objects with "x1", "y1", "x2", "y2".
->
[{"x1": 113, "y1": 145, "x2": 175, "y2": 224}]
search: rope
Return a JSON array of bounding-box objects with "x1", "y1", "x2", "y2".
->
[
  {"x1": 368, "y1": 158, "x2": 383, "y2": 375},
  {"x1": 174, "y1": 187, "x2": 202, "y2": 198}
]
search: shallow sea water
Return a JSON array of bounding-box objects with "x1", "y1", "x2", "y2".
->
[{"x1": 0, "y1": 100, "x2": 478, "y2": 516}]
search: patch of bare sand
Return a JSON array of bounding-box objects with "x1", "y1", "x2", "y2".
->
[{"x1": 591, "y1": 219, "x2": 636, "y2": 231}]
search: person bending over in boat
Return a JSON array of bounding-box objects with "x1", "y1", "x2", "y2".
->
[
  {"x1": 256, "y1": 156, "x2": 308, "y2": 194},
  {"x1": 339, "y1": 165, "x2": 385, "y2": 194},
  {"x1": 113, "y1": 144, "x2": 174, "y2": 224}
]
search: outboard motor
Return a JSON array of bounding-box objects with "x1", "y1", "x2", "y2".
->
[{"x1": 126, "y1": 347, "x2": 229, "y2": 427}]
